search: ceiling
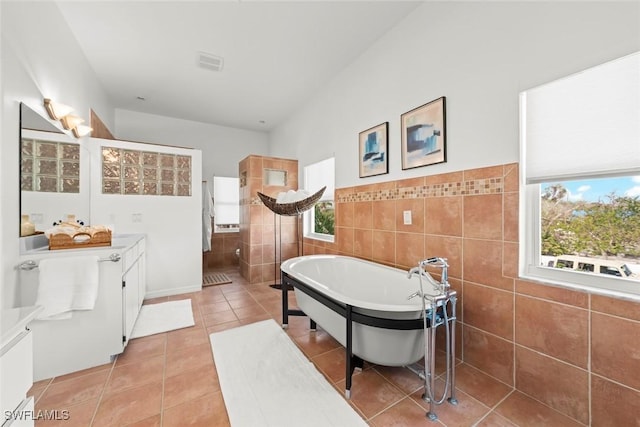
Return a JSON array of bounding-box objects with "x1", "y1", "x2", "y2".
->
[{"x1": 56, "y1": 1, "x2": 422, "y2": 132}]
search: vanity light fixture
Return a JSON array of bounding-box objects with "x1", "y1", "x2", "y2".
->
[
  {"x1": 60, "y1": 114, "x2": 85, "y2": 130},
  {"x1": 72, "y1": 124, "x2": 93, "y2": 138},
  {"x1": 43, "y1": 98, "x2": 74, "y2": 120}
]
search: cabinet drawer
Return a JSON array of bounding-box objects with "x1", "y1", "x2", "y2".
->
[{"x1": 1, "y1": 331, "x2": 33, "y2": 421}]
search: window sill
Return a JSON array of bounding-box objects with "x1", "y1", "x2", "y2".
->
[
  {"x1": 214, "y1": 228, "x2": 239, "y2": 234},
  {"x1": 305, "y1": 232, "x2": 334, "y2": 244},
  {"x1": 520, "y1": 265, "x2": 640, "y2": 302}
]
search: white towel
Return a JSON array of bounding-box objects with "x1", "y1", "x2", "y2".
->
[
  {"x1": 35, "y1": 256, "x2": 100, "y2": 320},
  {"x1": 202, "y1": 184, "x2": 214, "y2": 252}
]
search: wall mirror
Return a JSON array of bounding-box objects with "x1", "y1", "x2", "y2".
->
[{"x1": 20, "y1": 103, "x2": 90, "y2": 236}]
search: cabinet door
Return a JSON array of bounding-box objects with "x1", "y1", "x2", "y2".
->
[
  {"x1": 137, "y1": 243, "x2": 146, "y2": 308},
  {"x1": 122, "y1": 261, "x2": 140, "y2": 346},
  {"x1": 1, "y1": 331, "x2": 32, "y2": 423}
]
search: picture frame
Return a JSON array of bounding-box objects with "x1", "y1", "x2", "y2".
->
[
  {"x1": 401, "y1": 96, "x2": 446, "y2": 170},
  {"x1": 359, "y1": 122, "x2": 389, "y2": 178}
]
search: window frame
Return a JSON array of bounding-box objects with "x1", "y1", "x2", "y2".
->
[
  {"x1": 520, "y1": 179, "x2": 640, "y2": 300},
  {"x1": 303, "y1": 158, "x2": 335, "y2": 243},
  {"x1": 305, "y1": 201, "x2": 335, "y2": 243},
  {"x1": 212, "y1": 176, "x2": 240, "y2": 234}
]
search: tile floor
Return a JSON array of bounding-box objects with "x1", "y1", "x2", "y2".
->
[{"x1": 28, "y1": 267, "x2": 585, "y2": 426}]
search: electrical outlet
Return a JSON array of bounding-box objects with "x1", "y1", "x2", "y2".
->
[
  {"x1": 403, "y1": 210, "x2": 412, "y2": 225},
  {"x1": 132, "y1": 213, "x2": 142, "y2": 223},
  {"x1": 30, "y1": 213, "x2": 43, "y2": 223}
]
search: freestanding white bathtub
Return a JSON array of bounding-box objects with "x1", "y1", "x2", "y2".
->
[{"x1": 280, "y1": 255, "x2": 444, "y2": 367}]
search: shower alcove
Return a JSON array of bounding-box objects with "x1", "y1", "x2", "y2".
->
[{"x1": 238, "y1": 155, "x2": 299, "y2": 284}]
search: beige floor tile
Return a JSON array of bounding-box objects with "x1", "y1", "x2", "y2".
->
[
  {"x1": 335, "y1": 369, "x2": 405, "y2": 419},
  {"x1": 115, "y1": 334, "x2": 166, "y2": 366},
  {"x1": 165, "y1": 342, "x2": 215, "y2": 377},
  {"x1": 36, "y1": 370, "x2": 110, "y2": 409},
  {"x1": 92, "y1": 381, "x2": 162, "y2": 427},
  {"x1": 165, "y1": 326, "x2": 209, "y2": 354},
  {"x1": 104, "y1": 355, "x2": 164, "y2": 397},
  {"x1": 163, "y1": 391, "x2": 230, "y2": 427},
  {"x1": 34, "y1": 398, "x2": 98, "y2": 427},
  {"x1": 163, "y1": 364, "x2": 220, "y2": 409}
]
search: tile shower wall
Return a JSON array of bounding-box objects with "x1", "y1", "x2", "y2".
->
[
  {"x1": 303, "y1": 162, "x2": 640, "y2": 425},
  {"x1": 238, "y1": 155, "x2": 298, "y2": 284},
  {"x1": 203, "y1": 231, "x2": 240, "y2": 269}
]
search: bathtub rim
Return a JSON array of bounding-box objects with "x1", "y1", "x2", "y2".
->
[{"x1": 280, "y1": 254, "x2": 435, "y2": 313}]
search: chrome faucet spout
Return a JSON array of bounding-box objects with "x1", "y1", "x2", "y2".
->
[
  {"x1": 410, "y1": 257, "x2": 451, "y2": 295},
  {"x1": 407, "y1": 266, "x2": 422, "y2": 278}
]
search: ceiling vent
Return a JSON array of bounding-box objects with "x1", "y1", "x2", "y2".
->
[{"x1": 197, "y1": 51, "x2": 224, "y2": 72}]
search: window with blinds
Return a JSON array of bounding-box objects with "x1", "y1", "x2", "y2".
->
[
  {"x1": 213, "y1": 176, "x2": 239, "y2": 232},
  {"x1": 520, "y1": 51, "x2": 640, "y2": 298}
]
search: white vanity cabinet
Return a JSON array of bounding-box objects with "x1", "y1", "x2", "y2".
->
[
  {"x1": 1, "y1": 306, "x2": 41, "y2": 427},
  {"x1": 122, "y1": 237, "x2": 145, "y2": 347},
  {"x1": 17, "y1": 234, "x2": 146, "y2": 381}
]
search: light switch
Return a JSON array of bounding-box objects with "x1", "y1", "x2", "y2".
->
[
  {"x1": 132, "y1": 213, "x2": 142, "y2": 223},
  {"x1": 403, "y1": 210, "x2": 412, "y2": 225}
]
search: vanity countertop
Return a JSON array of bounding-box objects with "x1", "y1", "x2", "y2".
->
[
  {"x1": 20, "y1": 233, "x2": 145, "y2": 256},
  {"x1": 1, "y1": 305, "x2": 42, "y2": 349}
]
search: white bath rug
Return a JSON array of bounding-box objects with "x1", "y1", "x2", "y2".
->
[
  {"x1": 210, "y1": 319, "x2": 367, "y2": 427},
  {"x1": 130, "y1": 299, "x2": 194, "y2": 339}
]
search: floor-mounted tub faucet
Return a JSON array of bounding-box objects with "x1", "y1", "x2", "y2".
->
[
  {"x1": 407, "y1": 256, "x2": 458, "y2": 421},
  {"x1": 407, "y1": 257, "x2": 450, "y2": 296},
  {"x1": 423, "y1": 257, "x2": 450, "y2": 295}
]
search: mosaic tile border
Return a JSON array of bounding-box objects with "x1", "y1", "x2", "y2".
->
[{"x1": 338, "y1": 178, "x2": 504, "y2": 203}]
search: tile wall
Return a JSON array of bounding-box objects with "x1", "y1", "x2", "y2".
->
[
  {"x1": 203, "y1": 231, "x2": 240, "y2": 270},
  {"x1": 303, "y1": 162, "x2": 640, "y2": 425},
  {"x1": 239, "y1": 155, "x2": 299, "y2": 284}
]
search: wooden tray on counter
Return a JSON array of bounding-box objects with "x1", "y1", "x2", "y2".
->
[{"x1": 48, "y1": 230, "x2": 112, "y2": 250}]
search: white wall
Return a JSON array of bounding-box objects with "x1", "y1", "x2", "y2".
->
[
  {"x1": 115, "y1": 109, "x2": 269, "y2": 192},
  {"x1": 88, "y1": 138, "x2": 203, "y2": 298},
  {"x1": 269, "y1": 2, "x2": 640, "y2": 188},
  {"x1": 1, "y1": 2, "x2": 215, "y2": 307},
  {"x1": 0, "y1": 0, "x2": 4, "y2": 309},
  {"x1": 1, "y1": 2, "x2": 112, "y2": 308}
]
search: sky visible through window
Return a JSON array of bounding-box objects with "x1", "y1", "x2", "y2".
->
[{"x1": 548, "y1": 176, "x2": 640, "y2": 203}]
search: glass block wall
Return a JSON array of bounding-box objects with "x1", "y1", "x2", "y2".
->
[
  {"x1": 21, "y1": 138, "x2": 80, "y2": 193},
  {"x1": 101, "y1": 146, "x2": 192, "y2": 196}
]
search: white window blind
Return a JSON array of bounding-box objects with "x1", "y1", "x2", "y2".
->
[
  {"x1": 213, "y1": 176, "x2": 239, "y2": 225},
  {"x1": 522, "y1": 51, "x2": 640, "y2": 184},
  {"x1": 304, "y1": 157, "x2": 335, "y2": 201}
]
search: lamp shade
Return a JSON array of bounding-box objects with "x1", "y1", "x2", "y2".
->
[
  {"x1": 72, "y1": 124, "x2": 93, "y2": 138},
  {"x1": 60, "y1": 115, "x2": 85, "y2": 130}
]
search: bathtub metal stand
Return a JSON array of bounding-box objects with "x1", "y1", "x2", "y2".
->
[
  {"x1": 281, "y1": 271, "x2": 426, "y2": 399},
  {"x1": 280, "y1": 275, "x2": 315, "y2": 331}
]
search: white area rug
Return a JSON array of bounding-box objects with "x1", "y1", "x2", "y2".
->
[
  {"x1": 210, "y1": 319, "x2": 367, "y2": 427},
  {"x1": 130, "y1": 299, "x2": 195, "y2": 339}
]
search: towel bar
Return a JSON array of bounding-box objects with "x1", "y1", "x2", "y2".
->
[{"x1": 17, "y1": 253, "x2": 121, "y2": 271}]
